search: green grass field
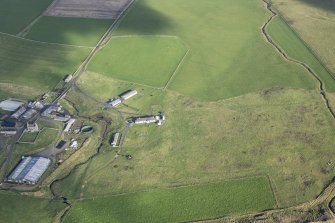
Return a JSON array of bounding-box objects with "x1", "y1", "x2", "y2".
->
[
  {"x1": 272, "y1": 0, "x2": 335, "y2": 75},
  {"x1": 0, "y1": 191, "x2": 64, "y2": 223},
  {"x1": 267, "y1": 16, "x2": 335, "y2": 91},
  {"x1": 26, "y1": 16, "x2": 114, "y2": 46},
  {"x1": 19, "y1": 131, "x2": 39, "y2": 143},
  {"x1": 88, "y1": 36, "x2": 188, "y2": 87},
  {"x1": 109, "y1": 0, "x2": 316, "y2": 100},
  {"x1": 0, "y1": 33, "x2": 91, "y2": 93},
  {"x1": 53, "y1": 80, "x2": 335, "y2": 208},
  {"x1": 0, "y1": 0, "x2": 53, "y2": 34},
  {"x1": 64, "y1": 177, "x2": 275, "y2": 223}
]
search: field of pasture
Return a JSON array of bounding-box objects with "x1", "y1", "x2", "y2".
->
[
  {"x1": 0, "y1": 0, "x2": 53, "y2": 34},
  {"x1": 267, "y1": 16, "x2": 335, "y2": 91},
  {"x1": 0, "y1": 191, "x2": 64, "y2": 223},
  {"x1": 26, "y1": 16, "x2": 114, "y2": 46},
  {"x1": 1, "y1": 0, "x2": 335, "y2": 221},
  {"x1": 64, "y1": 177, "x2": 275, "y2": 223},
  {"x1": 0, "y1": 33, "x2": 91, "y2": 95},
  {"x1": 88, "y1": 36, "x2": 188, "y2": 87},
  {"x1": 108, "y1": 0, "x2": 316, "y2": 100},
  {"x1": 272, "y1": 0, "x2": 335, "y2": 75}
]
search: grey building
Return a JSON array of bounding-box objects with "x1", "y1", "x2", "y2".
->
[
  {"x1": 120, "y1": 90, "x2": 137, "y2": 101},
  {"x1": 108, "y1": 98, "x2": 122, "y2": 107},
  {"x1": 111, "y1": 132, "x2": 120, "y2": 147},
  {"x1": 11, "y1": 106, "x2": 27, "y2": 119},
  {"x1": 0, "y1": 100, "x2": 24, "y2": 111},
  {"x1": 8, "y1": 156, "x2": 51, "y2": 184}
]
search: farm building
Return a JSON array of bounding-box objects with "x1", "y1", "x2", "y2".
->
[
  {"x1": 21, "y1": 109, "x2": 38, "y2": 120},
  {"x1": 64, "y1": 118, "x2": 76, "y2": 132},
  {"x1": 28, "y1": 101, "x2": 44, "y2": 110},
  {"x1": 108, "y1": 98, "x2": 122, "y2": 107},
  {"x1": 1, "y1": 119, "x2": 16, "y2": 128},
  {"x1": 10, "y1": 106, "x2": 27, "y2": 119},
  {"x1": 64, "y1": 74, "x2": 73, "y2": 83},
  {"x1": 134, "y1": 116, "x2": 158, "y2": 124},
  {"x1": 111, "y1": 132, "x2": 120, "y2": 147},
  {"x1": 0, "y1": 99, "x2": 24, "y2": 111},
  {"x1": 54, "y1": 114, "x2": 71, "y2": 122},
  {"x1": 41, "y1": 105, "x2": 61, "y2": 117},
  {"x1": 133, "y1": 112, "x2": 166, "y2": 125},
  {"x1": 120, "y1": 90, "x2": 137, "y2": 101},
  {"x1": 56, "y1": 140, "x2": 67, "y2": 149},
  {"x1": 26, "y1": 122, "x2": 39, "y2": 133},
  {"x1": 7, "y1": 156, "x2": 51, "y2": 184},
  {"x1": 0, "y1": 129, "x2": 17, "y2": 135}
]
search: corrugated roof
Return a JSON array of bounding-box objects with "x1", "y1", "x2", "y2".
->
[
  {"x1": 8, "y1": 156, "x2": 51, "y2": 184},
  {"x1": 0, "y1": 100, "x2": 24, "y2": 111}
]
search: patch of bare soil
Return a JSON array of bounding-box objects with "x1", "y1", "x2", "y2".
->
[{"x1": 45, "y1": 0, "x2": 133, "y2": 19}]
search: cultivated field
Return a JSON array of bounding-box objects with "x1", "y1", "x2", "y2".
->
[
  {"x1": 112, "y1": 0, "x2": 316, "y2": 100},
  {"x1": 0, "y1": 33, "x2": 91, "y2": 93},
  {"x1": 0, "y1": 0, "x2": 53, "y2": 34},
  {"x1": 272, "y1": 0, "x2": 335, "y2": 75},
  {"x1": 88, "y1": 36, "x2": 188, "y2": 87},
  {"x1": 26, "y1": 16, "x2": 114, "y2": 46},
  {"x1": 64, "y1": 177, "x2": 275, "y2": 223},
  {"x1": 45, "y1": 0, "x2": 133, "y2": 19}
]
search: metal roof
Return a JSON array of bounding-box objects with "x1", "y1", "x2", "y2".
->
[
  {"x1": 0, "y1": 100, "x2": 24, "y2": 111},
  {"x1": 8, "y1": 156, "x2": 51, "y2": 184},
  {"x1": 120, "y1": 90, "x2": 138, "y2": 100}
]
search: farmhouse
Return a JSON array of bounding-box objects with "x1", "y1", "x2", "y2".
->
[
  {"x1": 26, "y1": 122, "x2": 38, "y2": 133},
  {"x1": 7, "y1": 156, "x2": 51, "y2": 184},
  {"x1": 111, "y1": 132, "x2": 120, "y2": 147},
  {"x1": 0, "y1": 99, "x2": 24, "y2": 111},
  {"x1": 11, "y1": 106, "x2": 27, "y2": 119},
  {"x1": 120, "y1": 89, "x2": 137, "y2": 101}
]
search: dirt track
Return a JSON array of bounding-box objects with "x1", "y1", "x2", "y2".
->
[{"x1": 46, "y1": 0, "x2": 133, "y2": 19}]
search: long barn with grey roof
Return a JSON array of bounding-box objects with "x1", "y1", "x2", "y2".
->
[{"x1": 7, "y1": 156, "x2": 51, "y2": 184}]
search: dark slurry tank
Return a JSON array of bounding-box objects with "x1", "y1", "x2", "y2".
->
[{"x1": 81, "y1": 125, "x2": 94, "y2": 134}]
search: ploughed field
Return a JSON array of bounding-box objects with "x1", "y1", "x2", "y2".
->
[{"x1": 45, "y1": 0, "x2": 133, "y2": 19}]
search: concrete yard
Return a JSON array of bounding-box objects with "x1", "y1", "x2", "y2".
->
[{"x1": 45, "y1": 0, "x2": 133, "y2": 19}]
